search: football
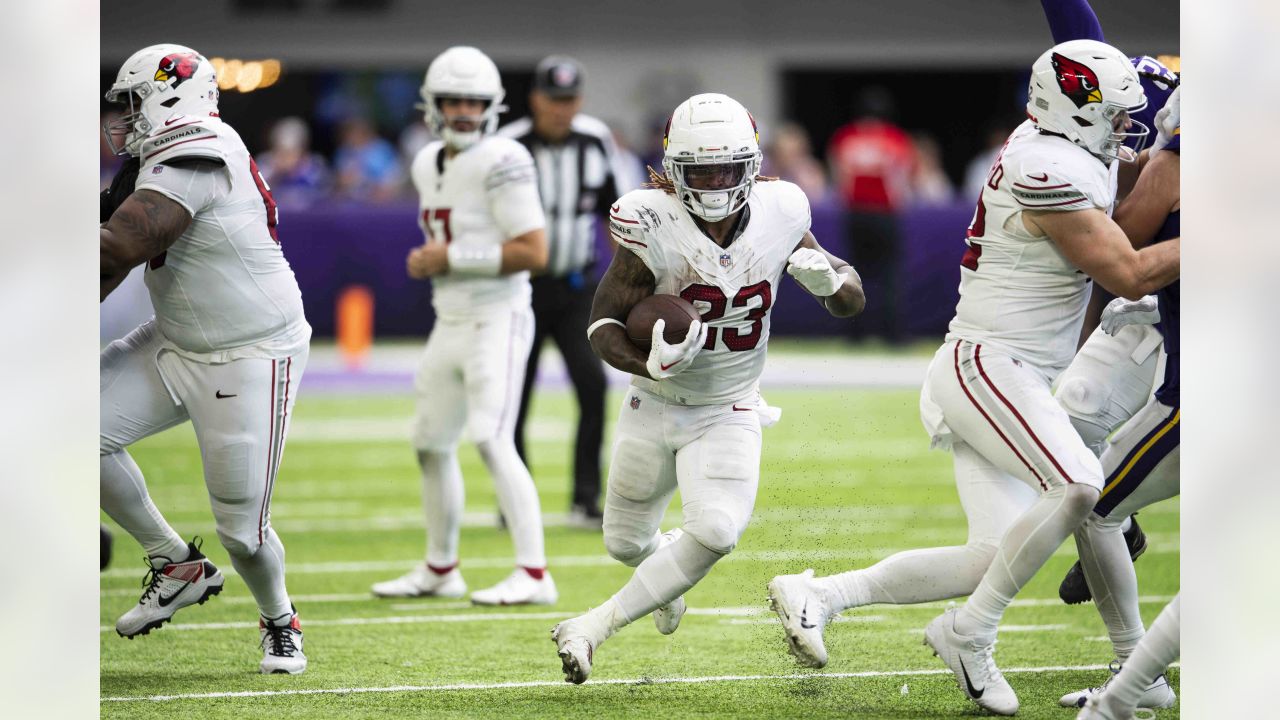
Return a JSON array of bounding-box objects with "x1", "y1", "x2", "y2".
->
[{"x1": 626, "y1": 294, "x2": 701, "y2": 351}]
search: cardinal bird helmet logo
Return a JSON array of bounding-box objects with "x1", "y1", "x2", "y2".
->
[
  {"x1": 1051, "y1": 52, "x2": 1103, "y2": 108},
  {"x1": 155, "y1": 52, "x2": 201, "y2": 88}
]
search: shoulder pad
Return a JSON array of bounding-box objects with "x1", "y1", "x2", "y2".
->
[
  {"x1": 481, "y1": 138, "x2": 537, "y2": 190},
  {"x1": 607, "y1": 190, "x2": 652, "y2": 252},
  {"x1": 1005, "y1": 136, "x2": 1110, "y2": 211},
  {"x1": 140, "y1": 117, "x2": 227, "y2": 167},
  {"x1": 760, "y1": 180, "x2": 811, "y2": 229}
]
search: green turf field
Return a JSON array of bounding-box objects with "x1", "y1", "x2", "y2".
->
[{"x1": 100, "y1": 387, "x2": 1179, "y2": 718}]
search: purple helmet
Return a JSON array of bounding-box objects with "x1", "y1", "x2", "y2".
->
[{"x1": 1127, "y1": 55, "x2": 1179, "y2": 149}]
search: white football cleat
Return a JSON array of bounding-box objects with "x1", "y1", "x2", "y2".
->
[
  {"x1": 767, "y1": 568, "x2": 834, "y2": 668},
  {"x1": 653, "y1": 595, "x2": 686, "y2": 635},
  {"x1": 1076, "y1": 694, "x2": 1158, "y2": 720},
  {"x1": 551, "y1": 615, "x2": 604, "y2": 684},
  {"x1": 116, "y1": 540, "x2": 225, "y2": 638},
  {"x1": 923, "y1": 607, "x2": 1019, "y2": 716},
  {"x1": 1060, "y1": 662, "x2": 1176, "y2": 709},
  {"x1": 471, "y1": 568, "x2": 558, "y2": 606},
  {"x1": 259, "y1": 607, "x2": 306, "y2": 675},
  {"x1": 371, "y1": 564, "x2": 467, "y2": 599}
]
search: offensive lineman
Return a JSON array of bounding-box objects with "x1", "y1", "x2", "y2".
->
[
  {"x1": 100, "y1": 44, "x2": 309, "y2": 674},
  {"x1": 767, "y1": 41, "x2": 1179, "y2": 715},
  {"x1": 371, "y1": 47, "x2": 556, "y2": 605},
  {"x1": 551, "y1": 93, "x2": 865, "y2": 684}
]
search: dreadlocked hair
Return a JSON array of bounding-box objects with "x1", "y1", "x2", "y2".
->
[{"x1": 643, "y1": 165, "x2": 779, "y2": 195}]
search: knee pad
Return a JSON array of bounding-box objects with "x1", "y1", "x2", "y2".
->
[
  {"x1": 603, "y1": 532, "x2": 652, "y2": 567},
  {"x1": 1062, "y1": 483, "x2": 1102, "y2": 523},
  {"x1": 215, "y1": 526, "x2": 260, "y2": 559},
  {"x1": 1057, "y1": 376, "x2": 1111, "y2": 446},
  {"x1": 684, "y1": 507, "x2": 741, "y2": 556}
]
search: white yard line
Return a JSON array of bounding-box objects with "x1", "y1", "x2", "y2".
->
[
  {"x1": 101, "y1": 661, "x2": 1179, "y2": 703},
  {"x1": 101, "y1": 543, "x2": 1178, "y2": 580},
  {"x1": 98, "y1": 597, "x2": 1176, "y2": 634}
]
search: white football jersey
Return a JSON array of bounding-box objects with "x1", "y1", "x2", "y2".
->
[
  {"x1": 410, "y1": 136, "x2": 546, "y2": 320},
  {"x1": 947, "y1": 120, "x2": 1116, "y2": 376},
  {"x1": 133, "y1": 116, "x2": 310, "y2": 361},
  {"x1": 609, "y1": 181, "x2": 811, "y2": 405}
]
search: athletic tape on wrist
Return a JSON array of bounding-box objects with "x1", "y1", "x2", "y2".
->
[
  {"x1": 586, "y1": 318, "x2": 625, "y2": 340},
  {"x1": 446, "y1": 243, "x2": 502, "y2": 277}
]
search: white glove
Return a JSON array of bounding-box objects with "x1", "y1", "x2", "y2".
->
[
  {"x1": 1149, "y1": 86, "x2": 1180, "y2": 154},
  {"x1": 786, "y1": 248, "x2": 843, "y2": 297},
  {"x1": 645, "y1": 318, "x2": 708, "y2": 380},
  {"x1": 1100, "y1": 295, "x2": 1160, "y2": 336}
]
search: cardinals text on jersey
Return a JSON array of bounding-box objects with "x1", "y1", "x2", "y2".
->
[
  {"x1": 410, "y1": 135, "x2": 547, "y2": 319},
  {"x1": 948, "y1": 120, "x2": 1115, "y2": 376},
  {"x1": 608, "y1": 180, "x2": 811, "y2": 405}
]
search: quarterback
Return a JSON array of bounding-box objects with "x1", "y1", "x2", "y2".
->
[
  {"x1": 768, "y1": 41, "x2": 1179, "y2": 715},
  {"x1": 100, "y1": 44, "x2": 309, "y2": 673},
  {"x1": 371, "y1": 47, "x2": 556, "y2": 605},
  {"x1": 550, "y1": 93, "x2": 865, "y2": 684}
]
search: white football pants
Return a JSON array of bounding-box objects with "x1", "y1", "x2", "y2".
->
[
  {"x1": 100, "y1": 321, "x2": 305, "y2": 617},
  {"x1": 410, "y1": 304, "x2": 545, "y2": 568},
  {"x1": 1054, "y1": 323, "x2": 1163, "y2": 454}
]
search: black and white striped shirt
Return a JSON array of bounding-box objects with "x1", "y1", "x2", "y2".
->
[{"x1": 499, "y1": 114, "x2": 631, "y2": 278}]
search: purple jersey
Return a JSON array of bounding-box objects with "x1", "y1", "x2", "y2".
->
[{"x1": 1152, "y1": 134, "x2": 1180, "y2": 406}]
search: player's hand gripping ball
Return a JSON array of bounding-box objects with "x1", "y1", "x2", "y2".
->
[{"x1": 626, "y1": 294, "x2": 701, "y2": 351}]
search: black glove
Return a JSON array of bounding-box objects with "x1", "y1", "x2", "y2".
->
[{"x1": 100, "y1": 156, "x2": 141, "y2": 223}]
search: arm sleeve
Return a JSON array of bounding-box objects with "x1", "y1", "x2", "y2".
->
[
  {"x1": 485, "y1": 148, "x2": 546, "y2": 240},
  {"x1": 1040, "y1": 0, "x2": 1105, "y2": 43},
  {"x1": 134, "y1": 160, "x2": 230, "y2": 216}
]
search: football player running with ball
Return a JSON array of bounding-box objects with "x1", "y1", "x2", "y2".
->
[
  {"x1": 100, "y1": 45, "x2": 310, "y2": 674},
  {"x1": 371, "y1": 47, "x2": 557, "y2": 606},
  {"x1": 768, "y1": 41, "x2": 1179, "y2": 716},
  {"x1": 550, "y1": 93, "x2": 865, "y2": 684}
]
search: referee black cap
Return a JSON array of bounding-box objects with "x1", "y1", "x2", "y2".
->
[{"x1": 534, "y1": 56, "x2": 584, "y2": 98}]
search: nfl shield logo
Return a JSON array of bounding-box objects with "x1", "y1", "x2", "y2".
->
[
  {"x1": 719, "y1": 253, "x2": 731, "y2": 268},
  {"x1": 630, "y1": 395, "x2": 641, "y2": 410}
]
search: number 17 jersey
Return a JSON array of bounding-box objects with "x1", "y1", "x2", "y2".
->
[{"x1": 608, "y1": 181, "x2": 811, "y2": 406}]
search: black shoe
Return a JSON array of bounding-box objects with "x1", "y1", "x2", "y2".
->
[
  {"x1": 1059, "y1": 515, "x2": 1148, "y2": 604},
  {"x1": 568, "y1": 503, "x2": 603, "y2": 531}
]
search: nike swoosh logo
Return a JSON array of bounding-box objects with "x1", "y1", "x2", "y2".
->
[
  {"x1": 164, "y1": 117, "x2": 186, "y2": 126},
  {"x1": 959, "y1": 658, "x2": 985, "y2": 698},
  {"x1": 732, "y1": 405, "x2": 752, "y2": 412},
  {"x1": 799, "y1": 600, "x2": 816, "y2": 629},
  {"x1": 156, "y1": 583, "x2": 189, "y2": 607},
  {"x1": 660, "y1": 361, "x2": 677, "y2": 371},
  {"x1": 215, "y1": 390, "x2": 237, "y2": 399},
  {"x1": 1028, "y1": 172, "x2": 1049, "y2": 182},
  {"x1": 611, "y1": 204, "x2": 621, "y2": 213}
]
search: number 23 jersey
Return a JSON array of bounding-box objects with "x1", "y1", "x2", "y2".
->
[{"x1": 609, "y1": 180, "x2": 811, "y2": 406}]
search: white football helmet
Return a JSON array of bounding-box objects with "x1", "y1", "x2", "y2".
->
[
  {"x1": 1027, "y1": 39, "x2": 1148, "y2": 163},
  {"x1": 104, "y1": 44, "x2": 220, "y2": 157},
  {"x1": 419, "y1": 46, "x2": 505, "y2": 151},
  {"x1": 661, "y1": 93, "x2": 762, "y2": 222}
]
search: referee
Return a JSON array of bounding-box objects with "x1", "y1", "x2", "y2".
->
[{"x1": 500, "y1": 56, "x2": 632, "y2": 529}]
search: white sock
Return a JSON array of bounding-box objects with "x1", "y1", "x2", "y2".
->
[
  {"x1": 1101, "y1": 594, "x2": 1179, "y2": 715},
  {"x1": 418, "y1": 450, "x2": 463, "y2": 569},
  {"x1": 228, "y1": 526, "x2": 292, "y2": 619},
  {"x1": 821, "y1": 542, "x2": 995, "y2": 610},
  {"x1": 588, "y1": 530, "x2": 722, "y2": 635},
  {"x1": 477, "y1": 438, "x2": 546, "y2": 568},
  {"x1": 956, "y1": 483, "x2": 1098, "y2": 637},
  {"x1": 100, "y1": 450, "x2": 188, "y2": 561},
  {"x1": 1075, "y1": 514, "x2": 1145, "y2": 660}
]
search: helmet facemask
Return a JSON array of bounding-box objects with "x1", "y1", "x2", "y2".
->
[
  {"x1": 1096, "y1": 100, "x2": 1150, "y2": 163},
  {"x1": 664, "y1": 152, "x2": 759, "y2": 221},
  {"x1": 418, "y1": 92, "x2": 504, "y2": 151},
  {"x1": 103, "y1": 85, "x2": 156, "y2": 156}
]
